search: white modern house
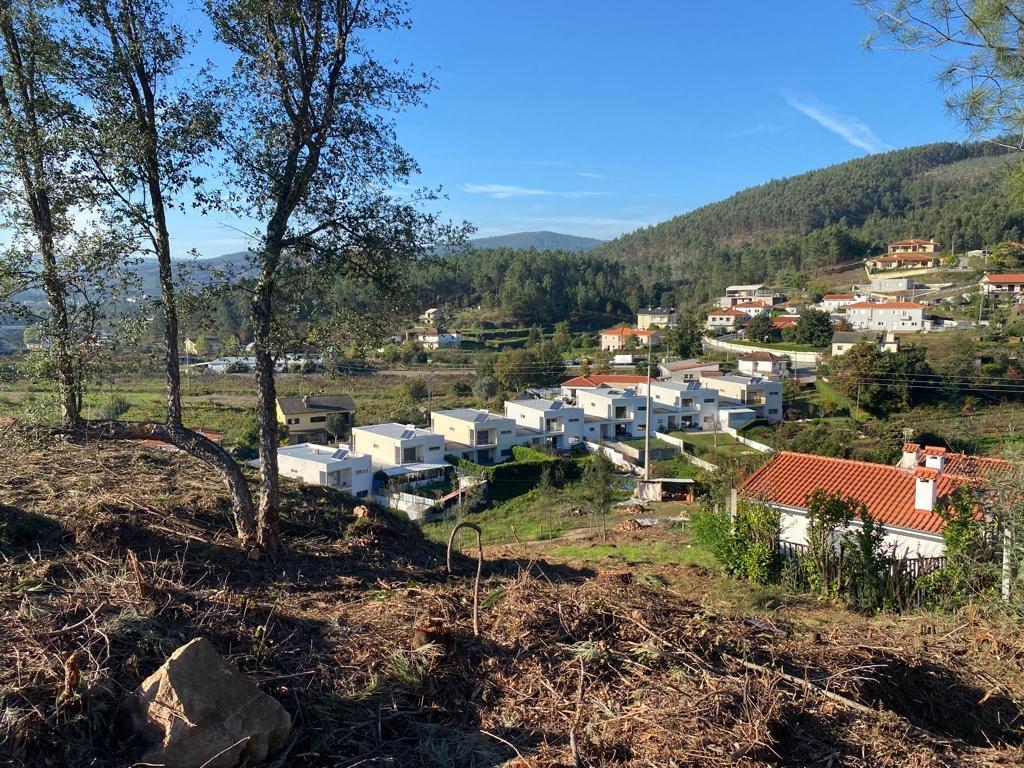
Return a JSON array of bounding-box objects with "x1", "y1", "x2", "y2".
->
[
  {"x1": 277, "y1": 443, "x2": 372, "y2": 498},
  {"x1": 503, "y1": 398, "x2": 585, "y2": 450},
  {"x1": 830, "y1": 331, "x2": 900, "y2": 357},
  {"x1": 576, "y1": 387, "x2": 667, "y2": 441},
  {"x1": 430, "y1": 408, "x2": 517, "y2": 464},
  {"x1": 350, "y1": 423, "x2": 447, "y2": 470},
  {"x1": 719, "y1": 284, "x2": 774, "y2": 307},
  {"x1": 637, "y1": 381, "x2": 719, "y2": 432},
  {"x1": 408, "y1": 327, "x2": 462, "y2": 349},
  {"x1": 700, "y1": 372, "x2": 783, "y2": 426},
  {"x1": 733, "y1": 301, "x2": 772, "y2": 318},
  {"x1": 818, "y1": 293, "x2": 866, "y2": 311},
  {"x1": 845, "y1": 301, "x2": 927, "y2": 332}
]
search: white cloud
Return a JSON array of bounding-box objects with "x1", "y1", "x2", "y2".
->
[
  {"x1": 783, "y1": 92, "x2": 891, "y2": 153},
  {"x1": 576, "y1": 171, "x2": 606, "y2": 179},
  {"x1": 461, "y1": 182, "x2": 607, "y2": 199}
]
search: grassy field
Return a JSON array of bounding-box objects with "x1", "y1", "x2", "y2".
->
[
  {"x1": 730, "y1": 339, "x2": 825, "y2": 353},
  {"x1": 667, "y1": 430, "x2": 759, "y2": 459}
]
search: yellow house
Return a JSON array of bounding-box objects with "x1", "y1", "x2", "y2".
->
[{"x1": 276, "y1": 394, "x2": 356, "y2": 444}]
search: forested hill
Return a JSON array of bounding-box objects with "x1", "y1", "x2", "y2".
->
[
  {"x1": 597, "y1": 140, "x2": 1024, "y2": 301},
  {"x1": 469, "y1": 231, "x2": 604, "y2": 252}
]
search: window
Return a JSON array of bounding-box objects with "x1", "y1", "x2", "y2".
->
[
  {"x1": 501, "y1": 448, "x2": 512, "y2": 457},
  {"x1": 429, "y1": 445, "x2": 441, "y2": 451},
  {"x1": 703, "y1": 398, "x2": 715, "y2": 403},
  {"x1": 568, "y1": 417, "x2": 579, "y2": 423},
  {"x1": 286, "y1": 418, "x2": 299, "y2": 425},
  {"x1": 356, "y1": 490, "x2": 368, "y2": 498},
  {"x1": 500, "y1": 429, "x2": 512, "y2": 435},
  {"x1": 310, "y1": 416, "x2": 326, "y2": 423},
  {"x1": 768, "y1": 408, "x2": 778, "y2": 415},
  {"x1": 356, "y1": 468, "x2": 368, "y2": 475},
  {"x1": 637, "y1": 406, "x2": 646, "y2": 412}
]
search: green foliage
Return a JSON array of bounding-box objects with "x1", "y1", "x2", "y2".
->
[
  {"x1": 787, "y1": 421, "x2": 858, "y2": 458},
  {"x1": 804, "y1": 489, "x2": 861, "y2": 598},
  {"x1": 921, "y1": 488, "x2": 997, "y2": 609},
  {"x1": 492, "y1": 343, "x2": 564, "y2": 391},
  {"x1": 96, "y1": 394, "x2": 131, "y2": 421},
  {"x1": 842, "y1": 508, "x2": 891, "y2": 612},
  {"x1": 690, "y1": 500, "x2": 780, "y2": 585},
  {"x1": 745, "y1": 314, "x2": 781, "y2": 343},
  {"x1": 793, "y1": 308, "x2": 833, "y2": 348},
  {"x1": 402, "y1": 378, "x2": 429, "y2": 402},
  {"x1": 472, "y1": 375, "x2": 498, "y2": 401},
  {"x1": 829, "y1": 343, "x2": 932, "y2": 415}
]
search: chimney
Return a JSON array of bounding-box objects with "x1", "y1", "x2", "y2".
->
[
  {"x1": 915, "y1": 468, "x2": 938, "y2": 511},
  {"x1": 923, "y1": 446, "x2": 947, "y2": 472},
  {"x1": 900, "y1": 443, "x2": 920, "y2": 469}
]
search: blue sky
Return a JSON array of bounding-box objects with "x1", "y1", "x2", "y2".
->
[{"x1": 169, "y1": 1, "x2": 963, "y2": 255}]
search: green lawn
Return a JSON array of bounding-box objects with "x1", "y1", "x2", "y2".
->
[{"x1": 666, "y1": 430, "x2": 758, "y2": 459}]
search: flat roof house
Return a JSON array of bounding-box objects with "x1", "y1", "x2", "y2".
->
[
  {"x1": 504, "y1": 398, "x2": 585, "y2": 451},
  {"x1": 732, "y1": 301, "x2": 772, "y2": 317},
  {"x1": 846, "y1": 301, "x2": 927, "y2": 332},
  {"x1": 577, "y1": 387, "x2": 652, "y2": 441},
  {"x1": 277, "y1": 442, "x2": 372, "y2": 498},
  {"x1": 742, "y1": 445, "x2": 1011, "y2": 558},
  {"x1": 819, "y1": 293, "x2": 864, "y2": 311},
  {"x1": 981, "y1": 272, "x2": 1024, "y2": 295},
  {"x1": 277, "y1": 394, "x2": 356, "y2": 444},
  {"x1": 637, "y1": 306, "x2": 677, "y2": 329},
  {"x1": 408, "y1": 327, "x2": 461, "y2": 350},
  {"x1": 350, "y1": 423, "x2": 447, "y2": 470},
  {"x1": 637, "y1": 381, "x2": 719, "y2": 432},
  {"x1": 700, "y1": 372, "x2": 782, "y2": 426},
  {"x1": 599, "y1": 326, "x2": 661, "y2": 351},
  {"x1": 430, "y1": 408, "x2": 517, "y2": 464}
]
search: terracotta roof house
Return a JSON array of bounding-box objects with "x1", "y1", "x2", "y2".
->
[
  {"x1": 887, "y1": 238, "x2": 940, "y2": 254},
  {"x1": 737, "y1": 350, "x2": 789, "y2": 376},
  {"x1": 599, "y1": 326, "x2": 660, "y2": 351},
  {"x1": 867, "y1": 252, "x2": 942, "y2": 271},
  {"x1": 770, "y1": 316, "x2": 800, "y2": 330},
  {"x1": 742, "y1": 445, "x2": 1013, "y2": 558},
  {"x1": 706, "y1": 308, "x2": 750, "y2": 331},
  {"x1": 981, "y1": 272, "x2": 1024, "y2": 294}
]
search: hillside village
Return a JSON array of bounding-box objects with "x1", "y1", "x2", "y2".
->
[{"x1": 7, "y1": 2, "x2": 1024, "y2": 767}]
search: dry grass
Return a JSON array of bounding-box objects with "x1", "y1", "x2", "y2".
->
[{"x1": 2, "y1": 436, "x2": 1024, "y2": 766}]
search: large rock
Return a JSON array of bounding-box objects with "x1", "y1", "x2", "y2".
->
[{"x1": 120, "y1": 637, "x2": 291, "y2": 768}]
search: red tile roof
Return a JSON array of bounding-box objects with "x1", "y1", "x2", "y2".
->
[
  {"x1": 741, "y1": 451, "x2": 969, "y2": 534},
  {"x1": 601, "y1": 326, "x2": 656, "y2": 337},
  {"x1": 823, "y1": 293, "x2": 856, "y2": 300},
  {"x1": 771, "y1": 316, "x2": 799, "y2": 329},
  {"x1": 562, "y1": 374, "x2": 649, "y2": 388},
  {"x1": 889, "y1": 238, "x2": 936, "y2": 246},
  {"x1": 902, "y1": 443, "x2": 919, "y2": 453},
  {"x1": 982, "y1": 272, "x2": 1024, "y2": 283},
  {"x1": 709, "y1": 308, "x2": 748, "y2": 317}
]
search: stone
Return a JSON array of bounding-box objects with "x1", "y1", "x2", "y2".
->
[{"x1": 120, "y1": 637, "x2": 291, "y2": 768}]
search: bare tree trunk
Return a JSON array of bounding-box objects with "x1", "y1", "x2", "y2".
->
[{"x1": 252, "y1": 259, "x2": 281, "y2": 554}]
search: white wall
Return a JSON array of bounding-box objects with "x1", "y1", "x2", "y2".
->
[{"x1": 779, "y1": 508, "x2": 945, "y2": 558}]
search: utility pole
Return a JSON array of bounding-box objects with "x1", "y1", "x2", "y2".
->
[{"x1": 643, "y1": 340, "x2": 653, "y2": 481}]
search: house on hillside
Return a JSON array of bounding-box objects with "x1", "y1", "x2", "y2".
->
[
  {"x1": 576, "y1": 387, "x2": 666, "y2": 441},
  {"x1": 741, "y1": 445, "x2": 1011, "y2": 558},
  {"x1": 981, "y1": 272, "x2": 1024, "y2": 295},
  {"x1": 599, "y1": 326, "x2": 660, "y2": 351},
  {"x1": 720, "y1": 284, "x2": 774, "y2": 307},
  {"x1": 700, "y1": 372, "x2": 782, "y2": 426},
  {"x1": 637, "y1": 306, "x2": 677, "y2": 329},
  {"x1": 419, "y1": 307, "x2": 444, "y2": 322},
  {"x1": 637, "y1": 381, "x2": 719, "y2": 432},
  {"x1": 733, "y1": 301, "x2": 772, "y2": 317},
  {"x1": 706, "y1": 308, "x2": 749, "y2": 331},
  {"x1": 771, "y1": 315, "x2": 800, "y2": 331},
  {"x1": 407, "y1": 327, "x2": 461, "y2": 350},
  {"x1": 504, "y1": 398, "x2": 585, "y2": 450},
  {"x1": 560, "y1": 374, "x2": 648, "y2": 402},
  {"x1": 737, "y1": 350, "x2": 789, "y2": 377},
  {"x1": 819, "y1": 293, "x2": 865, "y2": 311},
  {"x1": 430, "y1": 408, "x2": 517, "y2": 465},
  {"x1": 845, "y1": 300, "x2": 927, "y2": 332},
  {"x1": 276, "y1": 394, "x2": 356, "y2": 444},
  {"x1": 350, "y1": 423, "x2": 447, "y2": 473},
  {"x1": 887, "y1": 238, "x2": 940, "y2": 254},
  {"x1": 830, "y1": 331, "x2": 900, "y2": 357},
  {"x1": 867, "y1": 253, "x2": 943, "y2": 271},
  {"x1": 658, "y1": 359, "x2": 721, "y2": 382},
  {"x1": 277, "y1": 443, "x2": 372, "y2": 498}
]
